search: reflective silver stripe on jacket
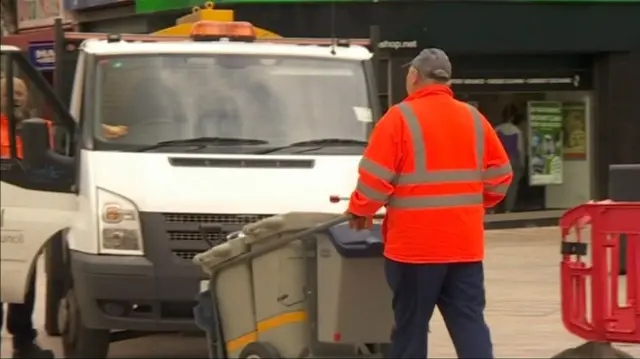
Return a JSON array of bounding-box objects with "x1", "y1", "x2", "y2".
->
[
  {"x1": 357, "y1": 102, "x2": 511, "y2": 209},
  {"x1": 484, "y1": 183, "x2": 509, "y2": 195}
]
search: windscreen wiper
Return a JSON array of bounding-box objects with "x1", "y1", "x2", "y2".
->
[
  {"x1": 135, "y1": 137, "x2": 269, "y2": 152},
  {"x1": 256, "y1": 138, "x2": 368, "y2": 154}
]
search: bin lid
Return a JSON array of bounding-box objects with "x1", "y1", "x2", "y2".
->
[{"x1": 327, "y1": 223, "x2": 383, "y2": 258}]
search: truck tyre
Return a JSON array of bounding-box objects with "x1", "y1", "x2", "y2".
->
[
  {"x1": 44, "y1": 278, "x2": 64, "y2": 336},
  {"x1": 60, "y1": 288, "x2": 110, "y2": 358},
  {"x1": 239, "y1": 342, "x2": 281, "y2": 359},
  {"x1": 44, "y1": 236, "x2": 66, "y2": 336}
]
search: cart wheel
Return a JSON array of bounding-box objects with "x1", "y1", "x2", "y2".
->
[{"x1": 239, "y1": 342, "x2": 281, "y2": 359}]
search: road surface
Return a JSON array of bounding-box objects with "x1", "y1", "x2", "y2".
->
[{"x1": 2, "y1": 226, "x2": 638, "y2": 358}]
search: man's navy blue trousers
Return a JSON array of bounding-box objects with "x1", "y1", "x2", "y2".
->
[{"x1": 385, "y1": 258, "x2": 494, "y2": 358}]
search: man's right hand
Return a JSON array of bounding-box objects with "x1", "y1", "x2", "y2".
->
[{"x1": 345, "y1": 211, "x2": 373, "y2": 231}]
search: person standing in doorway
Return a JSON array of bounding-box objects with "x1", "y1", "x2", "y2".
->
[
  {"x1": 345, "y1": 48, "x2": 512, "y2": 358},
  {"x1": 495, "y1": 104, "x2": 525, "y2": 213},
  {"x1": 0, "y1": 76, "x2": 54, "y2": 359}
]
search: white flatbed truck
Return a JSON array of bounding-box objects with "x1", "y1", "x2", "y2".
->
[{"x1": 0, "y1": 21, "x2": 382, "y2": 358}]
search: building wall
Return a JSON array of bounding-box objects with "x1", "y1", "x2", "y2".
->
[
  {"x1": 79, "y1": 15, "x2": 150, "y2": 33},
  {"x1": 224, "y1": 1, "x2": 640, "y2": 53},
  {"x1": 594, "y1": 52, "x2": 640, "y2": 198}
]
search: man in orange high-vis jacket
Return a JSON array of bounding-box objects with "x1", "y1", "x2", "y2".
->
[
  {"x1": 1, "y1": 77, "x2": 128, "y2": 159},
  {"x1": 1, "y1": 115, "x2": 55, "y2": 159},
  {"x1": 1, "y1": 76, "x2": 122, "y2": 358},
  {"x1": 0, "y1": 76, "x2": 57, "y2": 358},
  {"x1": 347, "y1": 48, "x2": 512, "y2": 359}
]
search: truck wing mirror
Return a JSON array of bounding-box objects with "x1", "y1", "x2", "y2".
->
[
  {"x1": 21, "y1": 118, "x2": 75, "y2": 173},
  {"x1": 21, "y1": 118, "x2": 51, "y2": 168}
]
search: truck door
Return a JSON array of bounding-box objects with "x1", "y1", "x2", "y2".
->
[{"x1": 0, "y1": 46, "x2": 77, "y2": 304}]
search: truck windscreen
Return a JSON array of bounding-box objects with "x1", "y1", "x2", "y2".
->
[{"x1": 92, "y1": 54, "x2": 372, "y2": 154}]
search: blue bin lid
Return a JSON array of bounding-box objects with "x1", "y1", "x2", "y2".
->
[{"x1": 327, "y1": 223, "x2": 384, "y2": 258}]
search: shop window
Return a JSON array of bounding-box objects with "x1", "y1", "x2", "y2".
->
[{"x1": 459, "y1": 91, "x2": 592, "y2": 214}]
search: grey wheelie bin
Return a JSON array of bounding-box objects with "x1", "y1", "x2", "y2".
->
[{"x1": 193, "y1": 212, "x2": 393, "y2": 359}]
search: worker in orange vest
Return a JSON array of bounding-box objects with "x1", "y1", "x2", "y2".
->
[
  {"x1": 1, "y1": 76, "x2": 128, "y2": 159},
  {"x1": 0, "y1": 76, "x2": 126, "y2": 358},
  {"x1": 346, "y1": 48, "x2": 513, "y2": 358},
  {"x1": 0, "y1": 76, "x2": 56, "y2": 358}
]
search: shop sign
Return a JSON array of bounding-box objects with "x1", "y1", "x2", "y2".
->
[
  {"x1": 450, "y1": 73, "x2": 591, "y2": 92},
  {"x1": 136, "y1": 0, "x2": 203, "y2": 13},
  {"x1": 63, "y1": 0, "x2": 130, "y2": 11},
  {"x1": 17, "y1": 0, "x2": 68, "y2": 30},
  {"x1": 527, "y1": 101, "x2": 564, "y2": 186},
  {"x1": 28, "y1": 42, "x2": 55, "y2": 71},
  {"x1": 378, "y1": 40, "x2": 419, "y2": 50},
  {"x1": 137, "y1": 0, "x2": 640, "y2": 11},
  {"x1": 451, "y1": 75, "x2": 582, "y2": 87}
]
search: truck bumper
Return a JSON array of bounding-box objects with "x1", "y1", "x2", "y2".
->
[
  {"x1": 68, "y1": 212, "x2": 267, "y2": 332},
  {"x1": 70, "y1": 250, "x2": 203, "y2": 332}
]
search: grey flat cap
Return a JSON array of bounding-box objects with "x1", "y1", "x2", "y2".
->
[{"x1": 408, "y1": 48, "x2": 452, "y2": 80}]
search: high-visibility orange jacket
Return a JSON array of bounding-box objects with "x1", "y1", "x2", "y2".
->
[
  {"x1": 1, "y1": 113, "x2": 54, "y2": 159},
  {"x1": 348, "y1": 85, "x2": 513, "y2": 263}
]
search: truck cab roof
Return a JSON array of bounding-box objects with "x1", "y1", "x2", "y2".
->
[{"x1": 80, "y1": 39, "x2": 373, "y2": 61}]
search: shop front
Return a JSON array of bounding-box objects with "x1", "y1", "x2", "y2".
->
[
  {"x1": 5, "y1": 0, "x2": 71, "y2": 81},
  {"x1": 192, "y1": 0, "x2": 638, "y2": 227},
  {"x1": 374, "y1": 51, "x2": 598, "y2": 227},
  {"x1": 8, "y1": 0, "x2": 640, "y2": 227}
]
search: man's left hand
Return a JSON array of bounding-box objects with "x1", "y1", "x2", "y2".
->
[{"x1": 345, "y1": 211, "x2": 373, "y2": 231}]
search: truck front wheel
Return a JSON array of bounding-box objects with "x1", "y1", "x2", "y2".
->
[
  {"x1": 59, "y1": 288, "x2": 110, "y2": 358},
  {"x1": 44, "y1": 278, "x2": 64, "y2": 336},
  {"x1": 44, "y1": 235, "x2": 66, "y2": 337}
]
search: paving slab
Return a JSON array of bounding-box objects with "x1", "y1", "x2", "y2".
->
[{"x1": 2, "y1": 227, "x2": 638, "y2": 358}]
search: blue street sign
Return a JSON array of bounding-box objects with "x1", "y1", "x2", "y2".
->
[{"x1": 28, "y1": 42, "x2": 55, "y2": 71}]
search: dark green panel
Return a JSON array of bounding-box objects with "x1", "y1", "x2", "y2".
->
[
  {"x1": 136, "y1": 0, "x2": 640, "y2": 13},
  {"x1": 227, "y1": 2, "x2": 640, "y2": 53}
]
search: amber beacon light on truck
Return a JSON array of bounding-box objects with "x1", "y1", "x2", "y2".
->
[{"x1": 189, "y1": 20, "x2": 257, "y2": 42}]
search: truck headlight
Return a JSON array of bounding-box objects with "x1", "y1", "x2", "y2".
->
[{"x1": 97, "y1": 188, "x2": 144, "y2": 255}]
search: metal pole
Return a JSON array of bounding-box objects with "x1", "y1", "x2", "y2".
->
[
  {"x1": 370, "y1": 25, "x2": 380, "y2": 85},
  {"x1": 53, "y1": 18, "x2": 64, "y2": 99}
]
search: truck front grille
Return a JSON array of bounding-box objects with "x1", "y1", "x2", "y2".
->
[
  {"x1": 168, "y1": 231, "x2": 227, "y2": 242},
  {"x1": 162, "y1": 213, "x2": 273, "y2": 261},
  {"x1": 163, "y1": 213, "x2": 271, "y2": 225},
  {"x1": 172, "y1": 250, "x2": 200, "y2": 261}
]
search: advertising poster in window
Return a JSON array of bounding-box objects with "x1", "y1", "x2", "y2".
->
[
  {"x1": 17, "y1": 0, "x2": 68, "y2": 30},
  {"x1": 527, "y1": 101, "x2": 563, "y2": 186},
  {"x1": 562, "y1": 101, "x2": 587, "y2": 160}
]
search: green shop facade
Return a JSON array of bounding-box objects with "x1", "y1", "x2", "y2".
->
[{"x1": 72, "y1": 0, "x2": 640, "y2": 226}]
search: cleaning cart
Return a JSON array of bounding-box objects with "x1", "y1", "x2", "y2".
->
[{"x1": 193, "y1": 212, "x2": 393, "y2": 359}]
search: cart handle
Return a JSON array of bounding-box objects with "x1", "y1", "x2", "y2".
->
[{"x1": 210, "y1": 214, "x2": 349, "y2": 275}]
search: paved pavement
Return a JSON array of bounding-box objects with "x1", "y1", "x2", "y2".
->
[{"x1": 2, "y1": 226, "x2": 638, "y2": 358}]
